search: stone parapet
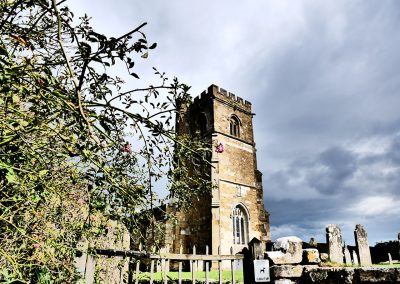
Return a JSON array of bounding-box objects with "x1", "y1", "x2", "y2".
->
[{"x1": 193, "y1": 84, "x2": 252, "y2": 112}]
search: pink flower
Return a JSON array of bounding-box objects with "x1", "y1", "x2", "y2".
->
[
  {"x1": 120, "y1": 143, "x2": 132, "y2": 154},
  {"x1": 215, "y1": 143, "x2": 224, "y2": 153},
  {"x1": 33, "y1": 243, "x2": 40, "y2": 249},
  {"x1": 77, "y1": 198, "x2": 86, "y2": 206}
]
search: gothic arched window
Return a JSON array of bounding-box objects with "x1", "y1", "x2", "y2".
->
[
  {"x1": 230, "y1": 116, "x2": 240, "y2": 137},
  {"x1": 232, "y1": 205, "x2": 249, "y2": 245}
]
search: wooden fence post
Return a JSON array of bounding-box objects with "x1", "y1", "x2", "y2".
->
[
  {"x1": 150, "y1": 246, "x2": 155, "y2": 284},
  {"x1": 205, "y1": 245, "x2": 209, "y2": 284},
  {"x1": 192, "y1": 245, "x2": 196, "y2": 283},
  {"x1": 218, "y1": 246, "x2": 222, "y2": 284},
  {"x1": 178, "y1": 244, "x2": 183, "y2": 284},
  {"x1": 85, "y1": 255, "x2": 96, "y2": 284},
  {"x1": 243, "y1": 237, "x2": 263, "y2": 284},
  {"x1": 242, "y1": 246, "x2": 254, "y2": 284},
  {"x1": 230, "y1": 247, "x2": 235, "y2": 284},
  {"x1": 134, "y1": 243, "x2": 142, "y2": 284},
  {"x1": 164, "y1": 244, "x2": 169, "y2": 284}
]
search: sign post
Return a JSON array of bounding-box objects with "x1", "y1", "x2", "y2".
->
[{"x1": 254, "y1": 259, "x2": 270, "y2": 282}]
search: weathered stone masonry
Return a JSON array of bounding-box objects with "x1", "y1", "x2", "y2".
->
[{"x1": 165, "y1": 84, "x2": 270, "y2": 257}]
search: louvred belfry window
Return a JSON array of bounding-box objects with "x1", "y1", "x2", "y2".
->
[{"x1": 230, "y1": 116, "x2": 240, "y2": 137}]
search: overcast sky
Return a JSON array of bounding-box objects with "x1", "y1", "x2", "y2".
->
[{"x1": 69, "y1": 0, "x2": 400, "y2": 245}]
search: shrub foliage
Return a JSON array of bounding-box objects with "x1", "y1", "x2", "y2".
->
[{"x1": 0, "y1": 0, "x2": 210, "y2": 282}]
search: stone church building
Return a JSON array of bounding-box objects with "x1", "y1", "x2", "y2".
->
[{"x1": 164, "y1": 84, "x2": 270, "y2": 257}]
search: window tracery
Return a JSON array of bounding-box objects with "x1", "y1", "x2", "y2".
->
[{"x1": 232, "y1": 205, "x2": 249, "y2": 245}]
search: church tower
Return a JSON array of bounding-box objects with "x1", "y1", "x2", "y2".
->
[{"x1": 167, "y1": 84, "x2": 270, "y2": 256}]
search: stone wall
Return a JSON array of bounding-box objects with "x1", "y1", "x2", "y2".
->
[
  {"x1": 301, "y1": 267, "x2": 400, "y2": 284},
  {"x1": 165, "y1": 196, "x2": 212, "y2": 255},
  {"x1": 270, "y1": 266, "x2": 400, "y2": 283},
  {"x1": 265, "y1": 233, "x2": 400, "y2": 283}
]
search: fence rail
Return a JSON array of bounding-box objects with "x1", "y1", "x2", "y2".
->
[{"x1": 78, "y1": 245, "x2": 244, "y2": 284}]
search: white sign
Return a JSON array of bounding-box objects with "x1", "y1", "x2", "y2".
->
[{"x1": 254, "y1": 259, "x2": 270, "y2": 282}]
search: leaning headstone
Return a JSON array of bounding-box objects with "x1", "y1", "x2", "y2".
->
[
  {"x1": 326, "y1": 224, "x2": 344, "y2": 264},
  {"x1": 352, "y1": 250, "x2": 359, "y2": 266},
  {"x1": 354, "y1": 224, "x2": 372, "y2": 266},
  {"x1": 344, "y1": 246, "x2": 352, "y2": 265},
  {"x1": 388, "y1": 253, "x2": 393, "y2": 265},
  {"x1": 398, "y1": 232, "x2": 400, "y2": 259},
  {"x1": 265, "y1": 236, "x2": 303, "y2": 264}
]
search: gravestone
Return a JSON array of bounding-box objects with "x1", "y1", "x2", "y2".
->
[
  {"x1": 344, "y1": 246, "x2": 352, "y2": 265},
  {"x1": 354, "y1": 224, "x2": 372, "y2": 266},
  {"x1": 352, "y1": 250, "x2": 359, "y2": 265},
  {"x1": 398, "y1": 232, "x2": 400, "y2": 260},
  {"x1": 309, "y1": 237, "x2": 317, "y2": 248},
  {"x1": 265, "y1": 236, "x2": 303, "y2": 264},
  {"x1": 326, "y1": 224, "x2": 344, "y2": 264},
  {"x1": 388, "y1": 253, "x2": 393, "y2": 265}
]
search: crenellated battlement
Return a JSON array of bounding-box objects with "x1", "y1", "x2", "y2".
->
[{"x1": 193, "y1": 84, "x2": 252, "y2": 109}]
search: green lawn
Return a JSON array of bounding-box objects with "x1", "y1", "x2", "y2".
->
[
  {"x1": 135, "y1": 270, "x2": 243, "y2": 282},
  {"x1": 374, "y1": 263, "x2": 400, "y2": 267}
]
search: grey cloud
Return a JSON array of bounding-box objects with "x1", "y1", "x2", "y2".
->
[
  {"x1": 68, "y1": 0, "x2": 400, "y2": 243},
  {"x1": 388, "y1": 135, "x2": 400, "y2": 165},
  {"x1": 307, "y1": 147, "x2": 357, "y2": 194},
  {"x1": 266, "y1": 136, "x2": 400, "y2": 242}
]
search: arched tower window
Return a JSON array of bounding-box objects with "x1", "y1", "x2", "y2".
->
[
  {"x1": 230, "y1": 115, "x2": 240, "y2": 137},
  {"x1": 232, "y1": 205, "x2": 249, "y2": 245}
]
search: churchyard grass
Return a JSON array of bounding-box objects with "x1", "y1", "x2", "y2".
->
[
  {"x1": 136, "y1": 270, "x2": 243, "y2": 281},
  {"x1": 375, "y1": 263, "x2": 400, "y2": 267}
]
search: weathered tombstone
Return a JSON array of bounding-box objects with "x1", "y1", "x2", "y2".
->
[
  {"x1": 354, "y1": 224, "x2": 372, "y2": 266},
  {"x1": 352, "y1": 250, "x2": 359, "y2": 266},
  {"x1": 388, "y1": 253, "x2": 393, "y2": 265},
  {"x1": 397, "y1": 233, "x2": 400, "y2": 261},
  {"x1": 326, "y1": 224, "x2": 344, "y2": 264},
  {"x1": 265, "y1": 236, "x2": 303, "y2": 264},
  {"x1": 344, "y1": 246, "x2": 352, "y2": 265},
  {"x1": 398, "y1": 232, "x2": 400, "y2": 260},
  {"x1": 309, "y1": 237, "x2": 318, "y2": 248}
]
